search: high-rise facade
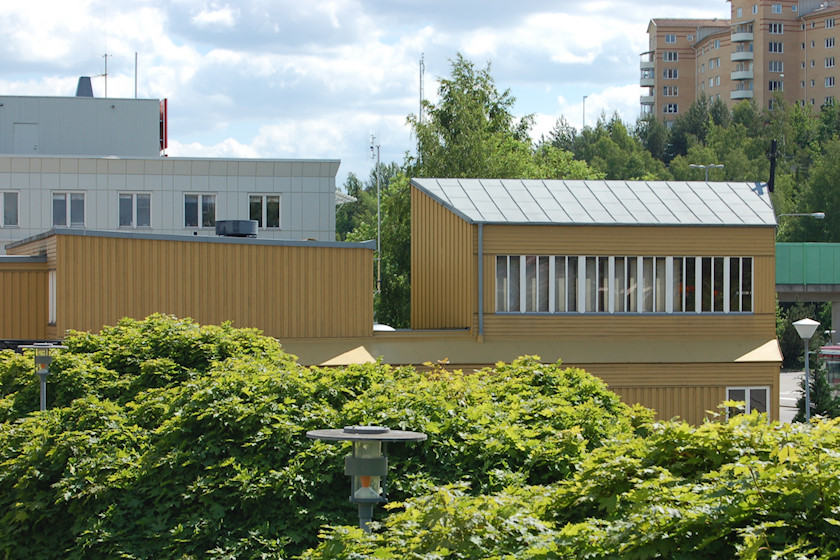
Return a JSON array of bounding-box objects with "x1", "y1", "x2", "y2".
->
[{"x1": 642, "y1": 0, "x2": 840, "y2": 123}]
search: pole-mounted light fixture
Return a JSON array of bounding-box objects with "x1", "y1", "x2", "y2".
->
[
  {"x1": 306, "y1": 425, "x2": 426, "y2": 532},
  {"x1": 777, "y1": 212, "x2": 825, "y2": 220},
  {"x1": 793, "y1": 318, "x2": 820, "y2": 422},
  {"x1": 20, "y1": 342, "x2": 67, "y2": 411},
  {"x1": 689, "y1": 163, "x2": 724, "y2": 181}
]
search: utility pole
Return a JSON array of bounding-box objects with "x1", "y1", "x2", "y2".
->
[{"x1": 370, "y1": 134, "x2": 381, "y2": 295}]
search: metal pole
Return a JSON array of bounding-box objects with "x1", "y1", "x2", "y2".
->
[
  {"x1": 376, "y1": 143, "x2": 381, "y2": 294},
  {"x1": 705, "y1": 168, "x2": 710, "y2": 181},
  {"x1": 804, "y1": 337, "x2": 812, "y2": 421},
  {"x1": 582, "y1": 95, "x2": 588, "y2": 129},
  {"x1": 358, "y1": 503, "x2": 373, "y2": 533},
  {"x1": 38, "y1": 373, "x2": 48, "y2": 411}
]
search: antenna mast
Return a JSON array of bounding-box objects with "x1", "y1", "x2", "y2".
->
[
  {"x1": 419, "y1": 53, "x2": 425, "y2": 125},
  {"x1": 370, "y1": 134, "x2": 381, "y2": 296},
  {"x1": 101, "y1": 53, "x2": 111, "y2": 97}
]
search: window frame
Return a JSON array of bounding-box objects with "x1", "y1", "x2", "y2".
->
[
  {"x1": 248, "y1": 194, "x2": 282, "y2": 229},
  {"x1": 52, "y1": 192, "x2": 85, "y2": 228},
  {"x1": 118, "y1": 192, "x2": 152, "y2": 229},
  {"x1": 1, "y1": 192, "x2": 19, "y2": 227},
  {"x1": 726, "y1": 386, "x2": 770, "y2": 419},
  {"x1": 184, "y1": 193, "x2": 216, "y2": 229}
]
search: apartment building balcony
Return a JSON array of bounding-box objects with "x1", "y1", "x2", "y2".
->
[
  {"x1": 641, "y1": 77, "x2": 655, "y2": 87},
  {"x1": 731, "y1": 70, "x2": 754, "y2": 80},
  {"x1": 731, "y1": 32, "x2": 754, "y2": 42},
  {"x1": 731, "y1": 90, "x2": 754, "y2": 100},
  {"x1": 731, "y1": 51, "x2": 754, "y2": 62},
  {"x1": 640, "y1": 51, "x2": 654, "y2": 72},
  {"x1": 640, "y1": 94, "x2": 655, "y2": 105}
]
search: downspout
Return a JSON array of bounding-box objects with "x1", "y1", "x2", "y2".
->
[{"x1": 478, "y1": 223, "x2": 484, "y2": 340}]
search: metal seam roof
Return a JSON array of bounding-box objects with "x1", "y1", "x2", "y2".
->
[{"x1": 410, "y1": 178, "x2": 776, "y2": 227}]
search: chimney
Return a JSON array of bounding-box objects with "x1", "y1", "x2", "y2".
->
[{"x1": 76, "y1": 77, "x2": 94, "y2": 97}]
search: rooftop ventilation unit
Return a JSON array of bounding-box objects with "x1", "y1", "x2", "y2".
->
[{"x1": 215, "y1": 220, "x2": 258, "y2": 238}]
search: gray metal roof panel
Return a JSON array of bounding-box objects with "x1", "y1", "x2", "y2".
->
[{"x1": 410, "y1": 178, "x2": 776, "y2": 226}]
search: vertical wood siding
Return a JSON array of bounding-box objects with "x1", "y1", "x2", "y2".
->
[
  {"x1": 0, "y1": 263, "x2": 49, "y2": 339},
  {"x1": 51, "y1": 235, "x2": 373, "y2": 339},
  {"x1": 411, "y1": 188, "x2": 475, "y2": 329}
]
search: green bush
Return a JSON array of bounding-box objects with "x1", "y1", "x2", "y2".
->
[{"x1": 0, "y1": 315, "x2": 632, "y2": 559}]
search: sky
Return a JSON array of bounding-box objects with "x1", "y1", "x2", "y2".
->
[{"x1": 1, "y1": 0, "x2": 730, "y2": 188}]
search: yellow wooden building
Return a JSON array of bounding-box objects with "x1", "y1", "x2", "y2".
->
[
  {"x1": 1, "y1": 229, "x2": 374, "y2": 342},
  {"x1": 287, "y1": 178, "x2": 782, "y2": 424}
]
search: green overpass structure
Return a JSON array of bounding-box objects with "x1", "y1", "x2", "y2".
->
[{"x1": 776, "y1": 243, "x2": 840, "y2": 342}]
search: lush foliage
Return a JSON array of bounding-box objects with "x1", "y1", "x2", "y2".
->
[
  {"x1": 0, "y1": 315, "x2": 631, "y2": 559},
  {"x1": 303, "y1": 413, "x2": 840, "y2": 560}
]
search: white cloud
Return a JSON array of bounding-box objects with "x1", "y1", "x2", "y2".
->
[{"x1": 191, "y1": 5, "x2": 239, "y2": 28}]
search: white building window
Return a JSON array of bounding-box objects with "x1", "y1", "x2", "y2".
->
[
  {"x1": 664, "y1": 103, "x2": 679, "y2": 114},
  {"x1": 827, "y1": 37, "x2": 836, "y2": 48},
  {"x1": 827, "y1": 77, "x2": 836, "y2": 87},
  {"x1": 726, "y1": 387, "x2": 769, "y2": 418},
  {"x1": 249, "y1": 194, "x2": 281, "y2": 229},
  {"x1": 495, "y1": 255, "x2": 752, "y2": 315},
  {"x1": 184, "y1": 194, "x2": 216, "y2": 228},
  {"x1": 772, "y1": 4, "x2": 782, "y2": 14},
  {"x1": 663, "y1": 86, "x2": 679, "y2": 96},
  {"x1": 119, "y1": 193, "x2": 151, "y2": 228},
  {"x1": 769, "y1": 23, "x2": 784, "y2": 34},
  {"x1": 665, "y1": 34, "x2": 676, "y2": 43},
  {"x1": 663, "y1": 51, "x2": 679, "y2": 62},
  {"x1": 663, "y1": 68, "x2": 679, "y2": 79},
  {"x1": 769, "y1": 80, "x2": 784, "y2": 91},
  {"x1": 48, "y1": 270, "x2": 56, "y2": 325},
  {"x1": 2, "y1": 192, "x2": 18, "y2": 227},
  {"x1": 827, "y1": 18, "x2": 836, "y2": 29},
  {"x1": 769, "y1": 42, "x2": 784, "y2": 53},
  {"x1": 737, "y1": 7, "x2": 743, "y2": 17},
  {"x1": 827, "y1": 57, "x2": 836, "y2": 68},
  {"x1": 769, "y1": 60, "x2": 784, "y2": 72},
  {"x1": 53, "y1": 192, "x2": 84, "y2": 227},
  {"x1": 753, "y1": 4, "x2": 758, "y2": 15}
]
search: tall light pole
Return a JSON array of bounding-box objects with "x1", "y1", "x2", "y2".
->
[
  {"x1": 370, "y1": 134, "x2": 381, "y2": 295},
  {"x1": 582, "y1": 95, "x2": 588, "y2": 130},
  {"x1": 21, "y1": 342, "x2": 67, "y2": 411},
  {"x1": 689, "y1": 163, "x2": 724, "y2": 181},
  {"x1": 793, "y1": 318, "x2": 820, "y2": 422}
]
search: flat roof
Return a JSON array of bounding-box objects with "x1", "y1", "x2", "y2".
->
[
  {"x1": 411, "y1": 179, "x2": 777, "y2": 227},
  {"x1": 5, "y1": 228, "x2": 375, "y2": 252}
]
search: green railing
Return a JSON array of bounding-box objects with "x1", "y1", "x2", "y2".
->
[{"x1": 776, "y1": 243, "x2": 840, "y2": 285}]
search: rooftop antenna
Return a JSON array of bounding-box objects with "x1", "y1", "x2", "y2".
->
[
  {"x1": 98, "y1": 53, "x2": 111, "y2": 97},
  {"x1": 371, "y1": 133, "x2": 381, "y2": 296},
  {"x1": 419, "y1": 53, "x2": 425, "y2": 125},
  {"x1": 135, "y1": 52, "x2": 138, "y2": 99}
]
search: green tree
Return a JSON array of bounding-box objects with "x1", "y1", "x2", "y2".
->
[{"x1": 793, "y1": 360, "x2": 840, "y2": 422}]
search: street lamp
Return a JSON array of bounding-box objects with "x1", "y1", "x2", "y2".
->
[
  {"x1": 582, "y1": 95, "x2": 588, "y2": 129},
  {"x1": 20, "y1": 342, "x2": 67, "y2": 411},
  {"x1": 777, "y1": 212, "x2": 825, "y2": 219},
  {"x1": 689, "y1": 163, "x2": 725, "y2": 181},
  {"x1": 306, "y1": 425, "x2": 426, "y2": 532},
  {"x1": 793, "y1": 317, "x2": 820, "y2": 422}
]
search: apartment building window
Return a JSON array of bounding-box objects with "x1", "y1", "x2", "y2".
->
[
  {"x1": 700, "y1": 63, "x2": 705, "y2": 73},
  {"x1": 184, "y1": 194, "x2": 216, "y2": 228},
  {"x1": 753, "y1": 4, "x2": 758, "y2": 14},
  {"x1": 709, "y1": 78, "x2": 714, "y2": 87},
  {"x1": 665, "y1": 33, "x2": 676, "y2": 43},
  {"x1": 828, "y1": 57, "x2": 836, "y2": 68},
  {"x1": 792, "y1": 4, "x2": 798, "y2": 12},
  {"x1": 715, "y1": 40, "x2": 720, "y2": 49},
  {"x1": 769, "y1": 23, "x2": 784, "y2": 34},
  {"x1": 664, "y1": 104, "x2": 679, "y2": 113},
  {"x1": 119, "y1": 193, "x2": 151, "y2": 228},
  {"x1": 687, "y1": 34, "x2": 694, "y2": 41},
  {"x1": 772, "y1": 4, "x2": 782, "y2": 14},
  {"x1": 827, "y1": 37, "x2": 836, "y2": 48},
  {"x1": 812, "y1": 41, "x2": 816, "y2": 48},
  {"x1": 769, "y1": 42, "x2": 784, "y2": 53},
  {"x1": 812, "y1": 79, "x2": 816, "y2": 86},
  {"x1": 769, "y1": 60, "x2": 784, "y2": 72},
  {"x1": 249, "y1": 194, "x2": 281, "y2": 228},
  {"x1": 802, "y1": 80, "x2": 806, "y2": 88},
  {"x1": 496, "y1": 255, "x2": 752, "y2": 315},
  {"x1": 769, "y1": 80, "x2": 784, "y2": 91},
  {"x1": 716, "y1": 76, "x2": 721, "y2": 86},
  {"x1": 53, "y1": 193, "x2": 84, "y2": 227},
  {"x1": 827, "y1": 96, "x2": 836, "y2": 105},
  {"x1": 663, "y1": 51, "x2": 679, "y2": 62},
  {"x1": 812, "y1": 60, "x2": 816, "y2": 68},
  {"x1": 827, "y1": 77, "x2": 836, "y2": 87},
  {"x1": 827, "y1": 18, "x2": 836, "y2": 29},
  {"x1": 2, "y1": 192, "x2": 18, "y2": 227},
  {"x1": 663, "y1": 68, "x2": 679, "y2": 79},
  {"x1": 726, "y1": 387, "x2": 768, "y2": 418},
  {"x1": 663, "y1": 86, "x2": 679, "y2": 96}
]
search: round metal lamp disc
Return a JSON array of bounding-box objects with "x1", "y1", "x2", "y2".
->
[{"x1": 307, "y1": 426, "x2": 427, "y2": 443}]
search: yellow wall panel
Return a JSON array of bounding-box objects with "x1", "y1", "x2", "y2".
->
[
  {"x1": 45, "y1": 235, "x2": 373, "y2": 339},
  {"x1": 411, "y1": 188, "x2": 475, "y2": 329},
  {"x1": 0, "y1": 263, "x2": 49, "y2": 339}
]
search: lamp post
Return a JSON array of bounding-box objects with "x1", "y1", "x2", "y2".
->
[
  {"x1": 793, "y1": 318, "x2": 820, "y2": 422},
  {"x1": 689, "y1": 163, "x2": 724, "y2": 181},
  {"x1": 777, "y1": 212, "x2": 825, "y2": 219},
  {"x1": 20, "y1": 342, "x2": 67, "y2": 411},
  {"x1": 582, "y1": 95, "x2": 588, "y2": 129},
  {"x1": 306, "y1": 425, "x2": 426, "y2": 532}
]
